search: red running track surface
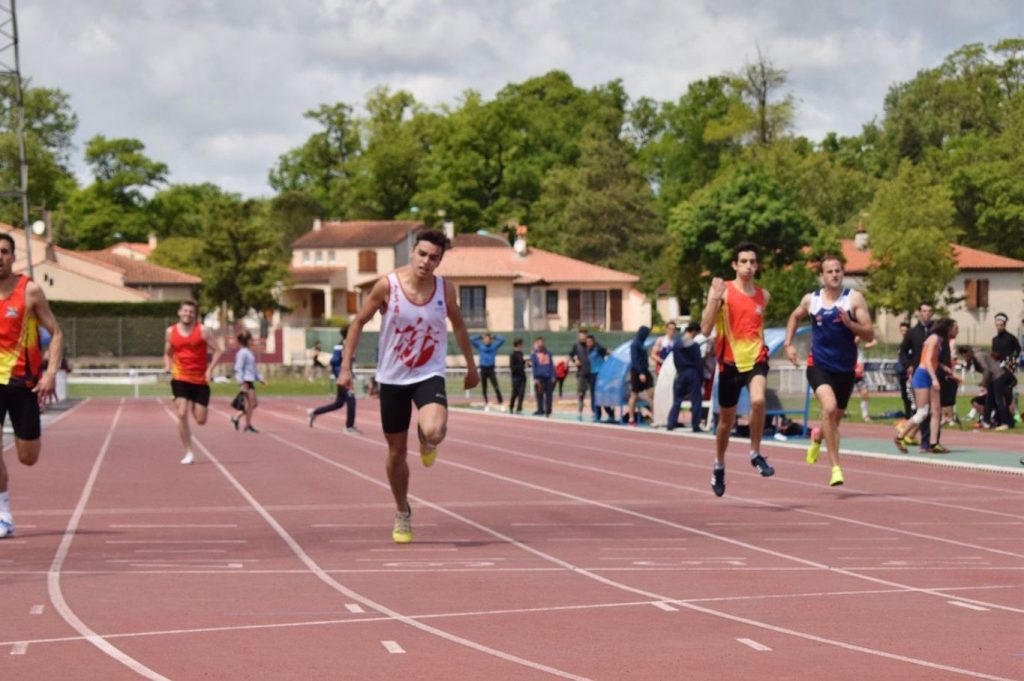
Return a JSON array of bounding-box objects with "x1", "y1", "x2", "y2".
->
[{"x1": 0, "y1": 397, "x2": 1022, "y2": 680}]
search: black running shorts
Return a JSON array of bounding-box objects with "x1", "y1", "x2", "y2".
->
[
  {"x1": 0, "y1": 383, "x2": 41, "y2": 440},
  {"x1": 717, "y1": 362, "x2": 769, "y2": 409},
  {"x1": 171, "y1": 379, "x2": 211, "y2": 407},
  {"x1": 630, "y1": 369, "x2": 653, "y2": 393},
  {"x1": 806, "y1": 365, "x2": 856, "y2": 410},
  {"x1": 379, "y1": 375, "x2": 448, "y2": 434}
]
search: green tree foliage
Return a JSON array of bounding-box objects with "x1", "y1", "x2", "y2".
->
[
  {"x1": 266, "y1": 189, "x2": 324, "y2": 249},
  {"x1": 865, "y1": 161, "x2": 959, "y2": 317},
  {"x1": 148, "y1": 183, "x2": 231, "y2": 239},
  {"x1": 0, "y1": 81, "x2": 79, "y2": 225},
  {"x1": 668, "y1": 164, "x2": 814, "y2": 311},
  {"x1": 148, "y1": 236, "x2": 205, "y2": 276},
  {"x1": 726, "y1": 49, "x2": 795, "y2": 146},
  {"x1": 199, "y1": 197, "x2": 289, "y2": 316},
  {"x1": 532, "y1": 124, "x2": 664, "y2": 292}
]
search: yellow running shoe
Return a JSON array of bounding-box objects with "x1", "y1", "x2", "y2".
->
[
  {"x1": 420, "y1": 442, "x2": 437, "y2": 468},
  {"x1": 829, "y1": 466, "x2": 844, "y2": 487},
  {"x1": 806, "y1": 427, "x2": 822, "y2": 465},
  {"x1": 392, "y1": 509, "x2": 412, "y2": 544}
]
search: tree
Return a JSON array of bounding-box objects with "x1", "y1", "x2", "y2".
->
[
  {"x1": 148, "y1": 236, "x2": 205, "y2": 276},
  {"x1": 148, "y1": 183, "x2": 231, "y2": 238},
  {"x1": 865, "y1": 160, "x2": 959, "y2": 317},
  {"x1": 266, "y1": 189, "x2": 324, "y2": 250},
  {"x1": 532, "y1": 124, "x2": 665, "y2": 291},
  {"x1": 668, "y1": 164, "x2": 814, "y2": 310},
  {"x1": 727, "y1": 48, "x2": 794, "y2": 146},
  {"x1": 199, "y1": 197, "x2": 289, "y2": 316}
]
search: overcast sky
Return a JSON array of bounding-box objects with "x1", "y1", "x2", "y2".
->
[{"x1": 19, "y1": 1, "x2": 1024, "y2": 198}]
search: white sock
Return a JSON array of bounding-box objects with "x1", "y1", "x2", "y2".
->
[
  {"x1": 966, "y1": 408, "x2": 977, "y2": 420},
  {"x1": 713, "y1": 461, "x2": 724, "y2": 471},
  {"x1": 749, "y1": 451, "x2": 759, "y2": 460},
  {"x1": 861, "y1": 401, "x2": 869, "y2": 420},
  {"x1": 0, "y1": 491, "x2": 10, "y2": 518}
]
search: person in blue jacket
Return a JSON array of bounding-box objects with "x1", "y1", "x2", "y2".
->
[
  {"x1": 666, "y1": 323, "x2": 704, "y2": 432},
  {"x1": 471, "y1": 332, "x2": 505, "y2": 411},
  {"x1": 307, "y1": 327, "x2": 358, "y2": 432},
  {"x1": 530, "y1": 336, "x2": 555, "y2": 417},
  {"x1": 587, "y1": 334, "x2": 617, "y2": 422},
  {"x1": 627, "y1": 326, "x2": 653, "y2": 426}
]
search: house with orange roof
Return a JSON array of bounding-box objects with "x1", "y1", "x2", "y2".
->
[
  {"x1": 0, "y1": 225, "x2": 200, "y2": 302},
  {"x1": 839, "y1": 237, "x2": 1024, "y2": 345}
]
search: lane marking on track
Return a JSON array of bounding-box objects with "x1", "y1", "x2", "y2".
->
[
  {"x1": 109, "y1": 524, "x2": 238, "y2": 528},
  {"x1": 652, "y1": 601, "x2": 678, "y2": 612},
  {"x1": 10, "y1": 642, "x2": 27, "y2": 655},
  {"x1": 47, "y1": 401, "x2": 172, "y2": 681},
  {"x1": 381, "y1": 640, "x2": 405, "y2": 654},
  {"x1": 511, "y1": 522, "x2": 635, "y2": 527},
  {"x1": 314, "y1": 523, "x2": 437, "y2": 528},
  {"x1": 737, "y1": 638, "x2": 772, "y2": 652},
  {"x1": 106, "y1": 540, "x2": 247, "y2": 545},
  {"x1": 948, "y1": 601, "x2": 990, "y2": 612},
  {"x1": 708, "y1": 521, "x2": 828, "y2": 526},
  {"x1": 29, "y1": 605, "x2": 44, "y2": 615},
  {"x1": 346, "y1": 604, "x2": 366, "y2": 614}
]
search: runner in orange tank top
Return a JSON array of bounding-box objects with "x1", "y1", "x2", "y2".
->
[
  {"x1": 699, "y1": 241, "x2": 776, "y2": 498},
  {"x1": 163, "y1": 299, "x2": 223, "y2": 465},
  {"x1": 0, "y1": 232, "x2": 64, "y2": 539}
]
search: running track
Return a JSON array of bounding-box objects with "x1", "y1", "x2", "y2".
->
[{"x1": 1, "y1": 397, "x2": 1022, "y2": 680}]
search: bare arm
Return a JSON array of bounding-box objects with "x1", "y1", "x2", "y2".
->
[
  {"x1": 784, "y1": 293, "x2": 811, "y2": 366},
  {"x1": 699, "y1": 278, "x2": 726, "y2": 337},
  {"x1": 339, "y1": 277, "x2": 389, "y2": 390},
  {"x1": 446, "y1": 280, "x2": 479, "y2": 390},
  {"x1": 27, "y1": 282, "x2": 63, "y2": 405},
  {"x1": 164, "y1": 327, "x2": 174, "y2": 373},
  {"x1": 203, "y1": 327, "x2": 224, "y2": 382},
  {"x1": 841, "y1": 291, "x2": 874, "y2": 342}
]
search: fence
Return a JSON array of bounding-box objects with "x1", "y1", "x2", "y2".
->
[{"x1": 62, "y1": 318, "x2": 175, "y2": 360}]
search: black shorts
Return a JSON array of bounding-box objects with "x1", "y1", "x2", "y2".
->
[
  {"x1": 379, "y1": 375, "x2": 448, "y2": 434},
  {"x1": 939, "y1": 375, "x2": 959, "y2": 407},
  {"x1": 806, "y1": 365, "x2": 856, "y2": 411},
  {"x1": 718, "y1": 362, "x2": 769, "y2": 409},
  {"x1": 171, "y1": 380, "x2": 211, "y2": 407},
  {"x1": 0, "y1": 383, "x2": 41, "y2": 440},
  {"x1": 630, "y1": 370, "x2": 653, "y2": 393}
]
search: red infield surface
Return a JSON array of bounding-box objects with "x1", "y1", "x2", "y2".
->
[{"x1": 1, "y1": 397, "x2": 1022, "y2": 680}]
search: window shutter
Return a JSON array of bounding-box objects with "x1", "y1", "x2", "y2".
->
[
  {"x1": 358, "y1": 250, "x2": 378, "y2": 273},
  {"x1": 609, "y1": 289, "x2": 623, "y2": 331},
  {"x1": 964, "y1": 279, "x2": 977, "y2": 310},
  {"x1": 978, "y1": 279, "x2": 989, "y2": 309},
  {"x1": 568, "y1": 289, "x2": 581, "y2": 328},
  {"x1": 347, "y1": 291, "x2": 358, "y2": 313}
]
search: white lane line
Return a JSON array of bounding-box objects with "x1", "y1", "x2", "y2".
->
[
  {"x1": 737, "y1": 638, "x2": 772, "y2": 652},
  {"x1": 109, "y1": 524, "x2": 238, "y2": 528},
  {"x1": 29, "y1": 605, "x2": 44, "y2": 615},
  {"x1": 106, "y1": 540, "x2": 247, "y2": 545},
  {"x1": 47, "y1": 401, "x2": 172, "y2": 681},
  {"x1": 345, "y1": 604, "x2": 365, "y2": 614},
  {"x1": 381, "y1": 640, "x2": 405, "y2": 654},
  {"x1": 511, "y1": 522, "x2": 634, "y2": 527},
  {"x1": 651, "y1": 601, "x2": 678, "y2": 612},
  {"x1": 133, "y1": 549, "x2": 229, "y2": 554},
  {"x1": 708, "y1": 522, "x2": 828, "y2": 526},
  {"x1": 10, "y1": 642, "x2": 28, "y2": 655},
  {"x1": 948, "y1": 601, "x2": 990, "y2": 612},
  {"x1": 368, "y1": 547, "x2": 458, "y2": 552},
  {"x1": 313, "y1": 523, "x2": 437, "y2": 528}
]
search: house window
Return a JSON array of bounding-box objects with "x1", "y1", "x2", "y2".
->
[
  {"x1": 581, "y1": 290, "x2": 607, "y2": 328},
  {"x1": 964, "y1": 278, "x2": 989, "y2": 310},
  {"x1": 328, "y1": 251, "x2": 336, "y2": 263},
  {"x1": 315, "y1": 250, "x2": 323, "y2": 263},
  {"x1": 545, "y1": 290, "x2": 558, "y2": 315},
  {"x1": 358, "y1": 250, "x2": 378, "y2": 273},
  {"x1": 459, "y1": 286, "x2": 487, "y2": 328},
  {"x1": 302, "y1": 251, "x2": 310, "y2": 264}
]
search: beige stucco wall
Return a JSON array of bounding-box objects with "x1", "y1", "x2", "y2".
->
[
  {"x1": 293, "y1": 246, "x2": 397, "y2": 289},
  {"x1": 130, "y1": 284, "x2": 196, "y2": 302},
  {"x1": 32, "y1": 261, "x2": 148, "y2": 302}
]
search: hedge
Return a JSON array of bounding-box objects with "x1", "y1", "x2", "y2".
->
[{"x1": 51, "y1": 301, "x2": 185, "y2": 317}]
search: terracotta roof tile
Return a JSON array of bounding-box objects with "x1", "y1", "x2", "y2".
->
[
  {"x1": 841, "y1": 239, "x2": 1024, "y2": 274},
  {"x1": 436, "y1": 244, "x2": 638, "y2": 284},
  {"x1": 292, "y1": 220, "x2": 423, "y2": 248},
  {"x1": 451, "y1": 233, "x2": 509, "y2": 248},
  {"x1": 80, "y1": 251, "x2": 202, "y2": 285}
]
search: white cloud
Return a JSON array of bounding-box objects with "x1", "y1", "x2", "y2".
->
[{"x1": 18, "y1": 0, "x2": 1024, "y2": 197}]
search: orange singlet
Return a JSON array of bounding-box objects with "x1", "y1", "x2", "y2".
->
[
  {"x1": 170, "y1": 324, "x2": 208, "y2": 385},
  {"x1": 715, "y1": 281, "x2": 769, "y2": 373},
  {"x1": 918, "y1": 335, "x2": 940, "y2": 372},
  {"x1": 0, "y1": 275, "x2": 42, "y2": 388}
]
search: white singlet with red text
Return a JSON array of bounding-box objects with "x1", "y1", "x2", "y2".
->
[{"x1": 375, "y1": 271, "x2": 449, "y2": 385}]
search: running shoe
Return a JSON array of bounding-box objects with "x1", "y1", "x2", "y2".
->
[
  {"x1": 806, "y1": 427, "x2": 822, "y2": 465},
  {"x1": 345, "y1": 426, "x2": 360, "y2": 434},
  {"x1": 928, "y1": 444, "x2": 950, "y2": 454},
  {"x1": 180, "y1": 451, "x2": 194, "y2": 465},
  {"x1": 392, "y1": 507, "x2": 412, "y2": 544},
  {"x1": 244, "y1": 425, "x2": 259, "y2": 433},
  {"x1": 710, "y1": 467, "x2": 725, "y2": 497},
  {"x1": 829, "y1": 466, "x2": 844, "y2": 487},
  {"x1": 307, "y1": 410, "x2": 316, "y2": 428},
  {"x1": 893, "y1": 436, "x2": 908, "y2": 454},
  {"x1": 230, "y1": 414, "x2": 240, "y2": 431},
  {"x1": 904, "y1": 435, "x2": 920, "y2": 446},
  {"x1": 995, "y1": 424, "x2": 1009, "y2": 432},
  {"x1": 0, "y1": 517, "x2": 14, "y2": 538},
  {"x1": 420, "y1": 441, "x2": 437, "y2": 467},
  {"x1": 750, "y1": 453, "x2": 775, "y2": 477}
]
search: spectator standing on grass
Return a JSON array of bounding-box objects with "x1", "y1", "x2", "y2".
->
[
  {"x1": 649, "y1": 321, "x2": 678, "y2": 375},
  {"x1": 587, "y1": 334, "x2": 617, "y2": 422},
  {"x1": 0, "y1": 233, "x2": 63, "y2": 539},
  {"x1": 471, "y1": 332, "x2": 505, "y2": 411},
  {"x1": 666, "y1": 322, "x2": 705, "y2": 433},
  {"x1": 530, "y1": 337, "x2": 554, "y2": 417},
  {"x1": 509, "y1": 338, "x2": 527, "y2": 414},
  {"x1": 854, "y1": 338, "x2": 878, "y2": 422},
  {"x1": 898, "y1": 302, "x2": 934, "y2": 448},
  {"x1": 991, "y1": 312, "x2": 1020, "y2": 424},
  {"x1": 230, "y1": 330, "x2": 265, "y2": 434},
  {"x1": 626, "y1": 326, "x2": 653, "y2": 427},
  {"x1": 896, "y1": 318, "x2": 958, "y2": 452},
  {"x1": 893, "y1": 321, "x2": 913, "y2": 418},
  {"x1": 569, "y1": 327, "x2": 592, "y2": 420},
  {"x1": 958, "y1": 345, "x2": 1014, "y2": 430},
  {"x1": 307, "y1": 326, "x2": 358, "y2": 433}
]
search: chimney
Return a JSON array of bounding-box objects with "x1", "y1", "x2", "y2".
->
[
  {"x1": 147, "y1": 232, "x2": 158, "y2": 250},
  {"x1": 443, "y1": 221, "x2": 454, "y2": 240},
  {"x1": 513, "y1": 224, "x2": 528, "y2": 257},
  {"x1": 313, "y1": 218, "x2": 322, "y2": 232},
  {"x1": 854, "y1": 224, "x2": 869, "y2": 251}
]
